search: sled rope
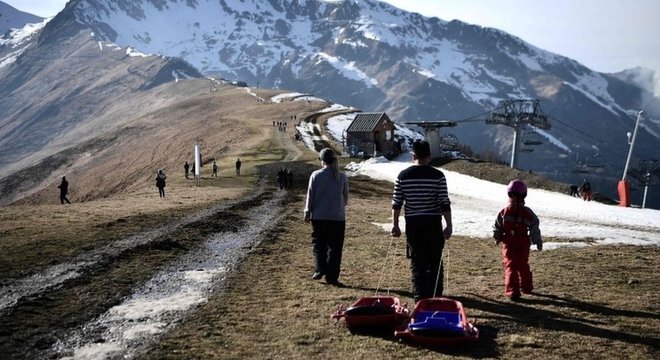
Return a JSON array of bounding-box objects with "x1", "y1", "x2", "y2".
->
[
  {"x1": 445, "y1": 245, "x2": 449, "y2": 295},
  {"x1": 374, "y1": 233, "x2": 399, "y2": 296},
  {"x1": 433, "y1": 246, "x2": 446, "y2": 297}
]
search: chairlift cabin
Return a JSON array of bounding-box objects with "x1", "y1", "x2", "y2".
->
[
  {"x1": 586, "y1": 156, "x2": 605, "y2": 168},
  {"x1": 440, "y1": 133, "x2": 459, "y2": 150},
  {"x1": 522, "y1": 131, "x2": 543, "y2": 146},
  {"x1": 572, "y1": 164, "x2": 590, "y2": 174},
  {"x1": 572, "y1": 152, "x2": 590, "y2": 173}
]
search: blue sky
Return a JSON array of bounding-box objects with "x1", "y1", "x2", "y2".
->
[{"x1": 5, "y1": 0, "x2": 659, "y2": 92}]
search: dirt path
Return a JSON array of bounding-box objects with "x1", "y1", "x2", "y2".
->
[
  {"x1": 0, "y1": 121, "x2": 319, "y2": 358},
  {"x1": 0, "y1": 180, "x2": 294, "y2": 359},
  {"x1": 54, "y1": 190, "x2": 286, "y2": 359}
]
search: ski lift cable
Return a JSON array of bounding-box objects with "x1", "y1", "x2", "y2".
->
[
  {"x1": 547, "y1": 115, "x2": 606, "y2": 144},
  {"x1": 455, "y1": 109, "x2": 499, "y2": 123},
  {"x1": 451, "y1": 103, "x2": 509, "y2": 124},
  {"x1": 553, "y1": 122, "x2": 622, "y2": 160},
  {"x1": 547, "y1": 115, "x2": 624, "y2": 160}
]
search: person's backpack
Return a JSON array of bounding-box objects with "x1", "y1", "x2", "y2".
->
[{"x1": 500, "y1": 207, "x2": 532, "y2": 243}]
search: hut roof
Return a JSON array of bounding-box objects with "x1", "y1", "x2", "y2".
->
[{"x1": 346, "y1": 112, "x2": 390, "y2": 132}]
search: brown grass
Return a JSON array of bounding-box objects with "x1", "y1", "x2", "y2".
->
[
  {"x1": 146, "y1": 172, "x2": 659, "y2": 359},
  {"x1": 0, "y1": 85, "x2": 658, "y2": 359}
]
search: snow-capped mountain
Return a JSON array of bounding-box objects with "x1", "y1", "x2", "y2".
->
[
  {"x1": 612, "y1": 67, "x2": 659, "y2": 98},
  {"x1": 2, "y1": 0, "x2": 659, "y2": 206},
  {"x1": 0, "y1": 4, "x2": 201, "y2": 182},
  {"x1": 0, "y1": 1, "x2": 42, "y2": 34}
]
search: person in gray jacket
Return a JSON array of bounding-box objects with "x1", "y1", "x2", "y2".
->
[{"x1": 304, "y1": 148, "x2": 349, "y2": 286}]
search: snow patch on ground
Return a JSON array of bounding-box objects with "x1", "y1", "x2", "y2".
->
[{"x1": 348, "y1": 157, "x2": 660, "y2": 249}]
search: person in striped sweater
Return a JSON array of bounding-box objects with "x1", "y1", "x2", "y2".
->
[{"x1": 391, "y1": 140, "x2": 453, "y2": 302}]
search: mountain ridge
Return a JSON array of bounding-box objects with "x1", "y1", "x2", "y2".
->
[
  {"x1": 1, "y1": 0, "x2": 659, "y2": 207},
  {"x1": 0, "y1": 1, "x2": 43, "y2": 34}
]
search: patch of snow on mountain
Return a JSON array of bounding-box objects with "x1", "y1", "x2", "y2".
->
[
  {"x1": 409, "y1": 39, "x2": 514, "y2": 105},
  {"x1": 482, "y1": 68, "x2": 517, "y2": 87},
  {"x1": 293, "y1": 96, "x2": 326, "y2": 103},
  {"x1": 456, "y1": 68, "x2": 499, "y2": 104},
  {"x1": 315, "y1": 52, "x2": 378, "y2": 87},
  {"x1": 271, "y1": 92, "x2": 306, "y2": 103},
  {"x1": 516, "y1": 52, "x2": 543, "y2": 72},
  {"x1": 341, "y1": 39, "x2": 368, "y2": 48},
  {"x1": 80, "y1": 0, "x2": 288, "y2": 72},
  {"x1": 352, "y1": 5, "x2": 407, "y2": 46},
  {"x1": 319, "y1": 104, "x2": 355, "y2": 113},
  {"x1": 563, "y1": 82, "x2": 619, "y2": 116},
  {"x1": 0, "y1": 19, "x2": 49, "y2": 69},
  {"x1": 569, "y1": 72, "x2": 628, "y2": 115},
  {"x1": 0, "y1": 18, "x2": 48, "y2": 48},
  {"x1": 0, "y1": 49, "x2": 22, "y2": 69},
  {"x1": 412, "y1": 39, "x2": 465, "y2": 84},
  {"x1": 126, "y1": 47, "x2": 150, "y2": 57},
  {"x1": 535, "y1": 129, "x2": 570, "y2": 152},
  {"x1": 326, "y1": 113, "x2": 356, "y2": 142}
]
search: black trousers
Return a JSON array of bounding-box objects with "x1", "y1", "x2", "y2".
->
[
  {"x1": 405, "y1": 216, "x2": 445, "y2": 301},
  {"x1": 311, "y1": 220, "x2": 345, "y2": 283}
]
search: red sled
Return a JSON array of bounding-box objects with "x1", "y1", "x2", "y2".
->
[
  {"x1": 394, "y1": 297, "x2": 479, "y2": 347},
  {"x1": 331, "y1": 296, "x2": 410, "y2": 329}
]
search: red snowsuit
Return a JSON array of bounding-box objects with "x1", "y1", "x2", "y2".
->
[{"x1": 493, "y1": 197, "x2": 542, "y2": 299}]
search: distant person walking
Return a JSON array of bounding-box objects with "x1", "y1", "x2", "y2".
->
[
  {"x1": 184, "y1": 161, "x2": 190, "y2": 179},
  {"x1": 212, "y1": 161, "x2": 218, "y2": 177},
  {"x1": 493, "y1": 179, "x2": 543, "y2": 301},
  {"x1": 236, "y1": 158, "x2": 241, "y2": 176},
  {"x1": 57, "y1": 176, "x2": 71, "y2": 204},
  {"x1": 287, "y1": 168, "x2": 293, "y2": 189},
  {"x1": 304, "y1": 148, "x2": 349, "y2": 286},
  {"x1": 391, "y1": 140, "x2": 452, "y2": 302},
  {"x1": 155, "y1": 169, "x2": 167, "y2": 198},
  {"x1": 579, "y1": 179, "x2": 592, "y2": 201},
  {"x1": 277, "y1": 168, "x2": 287, "y2": 190}
]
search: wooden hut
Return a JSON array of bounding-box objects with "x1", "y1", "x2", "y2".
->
[{"x1": 346, "y1": 112, "x2": 398, "y2": 158}]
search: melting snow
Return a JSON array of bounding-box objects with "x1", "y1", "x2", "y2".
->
[
  {"x1": 298, "y1": 119, "x2": 660, "y2": 250},
  {"x1": 350, "y1": 155, "x2": 660, "y2": 250},
  {"x1": 315, "y1": 52, "x2": 378, "y2": 87}
]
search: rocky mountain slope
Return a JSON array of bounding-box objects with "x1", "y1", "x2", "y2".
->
[
  {"x1": 0, "y1": 1, "x2": 42, "y2": 34},
  {"x1": 1, "y1": 0, "x2": 659, "y2": 207},
  {"x1": 0, "y1": 4, "x2": 326, "y2": 205},
  {"x1": 65, "y1": 0, "x2": 660, "y2": 200}
]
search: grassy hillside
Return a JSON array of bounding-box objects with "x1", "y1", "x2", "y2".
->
[
  {"x1": 0, "y1": 82, "x2": 656, "y2": 359},
  {"x1": 1, "y1": 80, "x2": 325, "y2": 205}
]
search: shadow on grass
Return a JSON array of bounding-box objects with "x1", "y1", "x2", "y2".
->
[
  {"x1": 343, "y1": 320, "x2": 499, "y2": 358},
  {"x1": 454, "y1": 293, "x2": 660, "y2": 349},
  {"x1": 530, "y1": 292, "x2": 660, "y2": 320}
]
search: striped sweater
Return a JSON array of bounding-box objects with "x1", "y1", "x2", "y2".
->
[{"x1": 392, "y1": 165, "x2": 451, "y2": 216}]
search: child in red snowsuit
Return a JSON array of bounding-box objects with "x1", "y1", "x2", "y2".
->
[{"x1": 493, "y1": 179, "x2": 543, "y2": 301}]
